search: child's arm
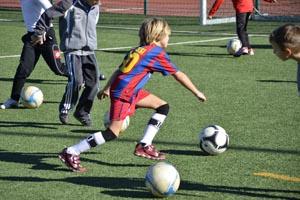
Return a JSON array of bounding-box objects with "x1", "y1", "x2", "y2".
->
[
  {"x1": 208, "y1": 0, "x2": 224, "y2": 18},
  {"x1": 97, "y1": 69, "x2": 120, "y2": 100},
  {"x1": 172, "y1": 71, "x2": 207, "y2": 102},
  {"x1": 32, "y1": 0, "x2": 73, "y2": 45}
]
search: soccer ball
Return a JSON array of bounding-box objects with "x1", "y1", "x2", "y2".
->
[
  {"x1": 226, "y1": 38, "x2": 242, "y2": 55},
  {"x1": 145, "y1": 162, "x2": 180, "y2": 197},
  {"x1": 199, "y1": 125, "x2": 229, "y2": 155},
  {"x1": 103, "y1": 111, "x2": 130, "y2": 132},
  {"x1": 21, "y1": 86, "x2": 43, "y2": 109}
]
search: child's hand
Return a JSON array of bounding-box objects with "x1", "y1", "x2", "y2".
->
[
  {"x1": 31, "y1": 33, "x2": 46, "y2": 46},
  {"x1": 97, "y1": 89, "x2": 109, "y2": 100},
  {"x1": 196, "y1": 92, "x2": 207, "y2": 102}
]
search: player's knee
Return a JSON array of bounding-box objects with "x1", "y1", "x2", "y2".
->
[{"x1": 155, "y1": 103, "x2": 169, "y2": 116}]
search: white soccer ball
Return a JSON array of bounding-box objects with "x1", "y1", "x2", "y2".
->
[
  {"x1": 199, "y1": 125, "x2": 229, "y2": 155},
  {"x1": 20, "y1": 86, "x2": 43, "y2": 109},
  {"x1": 226, "y1": 38, "x2": 242, "y2": 55},
  {"x1": 103, "y1": 111, "x2": 130, "y2": 133},
  {"x1": 145, "y1": 162, "x2": 180, "y2": 197}
]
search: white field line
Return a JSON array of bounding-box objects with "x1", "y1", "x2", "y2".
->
[
  {"x1": 97, "y1": 25, "x2": 269, "y2": 37},
  {"x1": 0, "y1": 34, "x2": 267, "y2": 58},
  {"x1": 103, "y1": 7, "x2": 143, "y2": 12},
  {"x1": 0, "y1": 54, "x2": 20, "y2": 59}
]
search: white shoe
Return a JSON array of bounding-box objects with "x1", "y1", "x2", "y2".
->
[
  {"x1": 234, "y1": 47, "x2": 249, "y2": 57},
  {"x1": 248, "y1": 48, "x2": 255, "y2": 55},
  {"x1": 0, "y1": 98, "x2": 18, "y2": 109}
]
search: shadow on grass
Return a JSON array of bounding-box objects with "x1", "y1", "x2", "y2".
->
[
  {"x1": 257, "y1": 80, "x2": 297, "y2": 84},
  {"x1": 0, "y1": 77, "x2": 67, "y2": 85},
  {"x1": 161, "y1": 149, "x2": 208, "y2": 156},
  {"x1": 101, "y1": 49, "x2": 230, "y2": 58},
  {"x1": 0, "y1": 120, "x2": 60, "y2": 129},
  {"x1": 43, "y1": 100, "x2": 61, "y2": 104},
  {"x1": 0, "y1": 150, "x2": 61, "y2": 171},
  {"x1": 0, "y1": 176, "x2": 298, "y2": 199},
  {"x1": 0, "y1": 128, "x2": 299, "y2": 156},
  {"x1": 0, "y1": 150, "x2": 148, "y2": 171},
  {"x1": 0, "y1": 120, "x2": 83, "y2": 128}
]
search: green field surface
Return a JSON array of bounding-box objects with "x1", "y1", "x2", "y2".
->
[{"x1": 0, "y1": 12, "x2": 299, "y2": 200}]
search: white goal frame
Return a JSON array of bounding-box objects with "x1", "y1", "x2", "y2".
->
[{"x1": 200, "y1": 0, "x2": 235, "y2": 25}]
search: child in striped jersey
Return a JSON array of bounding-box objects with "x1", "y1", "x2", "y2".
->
[{"x1": 58, "y1": 17, "x2": 207, "y2": 172}]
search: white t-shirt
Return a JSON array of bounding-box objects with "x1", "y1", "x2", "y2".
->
[{"x1": 20, "y1": 0, "x2": 52, "y2": 32}]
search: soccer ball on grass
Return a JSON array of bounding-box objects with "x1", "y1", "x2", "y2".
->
[
  {"x1": 226, "y1": 38, "x2": 242, "y2": 55},
  {"x1": 199, "y1": 125, "x2": 229, "y2": 155},
  {"x1": 145, "y1": 162, "x2": 180, "y2": 197},
  {"x1": 21, "y1": 86, "x2": 43, "y2": 109}
]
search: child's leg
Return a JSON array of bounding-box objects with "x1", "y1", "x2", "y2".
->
[
  {"x1": 236, "y1": 12, "x2": 250, "y2": 48},
  {"x1": 136, "y1": 93, "x2": 169, "y2": 146},
  {"x1": 59, "y1": 128, "x2": 117, "y2": 172},
  {"x1": 67, "y1": 128, "x2": 117, "y2": 155},
  {"x1": 59, "y1": 54, "x2": 83, "y2": 116},
  {"x1": 11, "y1": 33, "x2": 41, "y2": 101},
  {"x1": 75, "y1": 54, "x2": 99, "y2": 118},
  {"x1": 65, "y1": 97, "x2": 129, "y2": 155},
  {"x1": 244, "y1": 12, "x2": 251, "y2": 48}
]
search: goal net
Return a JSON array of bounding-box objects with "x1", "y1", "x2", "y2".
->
[
  {"x1": 252, "y1": 0, "x2": 300, "y2": 22},
  {"x1": 0, "y1": 0, "x2": 299, "y2": 24},
  {"x1": 200, "y1": 0, "x2": 300, "y2": 25}
]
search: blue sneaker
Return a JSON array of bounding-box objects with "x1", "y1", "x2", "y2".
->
[{"x1": 0, "y1": 98, "x2": 18, "y2": 109}]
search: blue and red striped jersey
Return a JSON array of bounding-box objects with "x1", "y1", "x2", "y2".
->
[{"x1": 110, "y1": 43, "x2": 179, "y2": 102}]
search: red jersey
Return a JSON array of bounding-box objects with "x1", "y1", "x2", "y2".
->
[
  {"x1": 110, "y1": 43, "x2": 178, "y2": 102},
  {"x1": 232, "y1": 0, "x2": 253, "y2": 14}
]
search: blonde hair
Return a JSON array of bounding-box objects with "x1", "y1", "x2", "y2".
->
[
  {"x1": 139, "y1": 18, "x2": 171, "y2": 46},
  {"x1": 269, "y1": 24, "x2": 300, "y2": 53}
]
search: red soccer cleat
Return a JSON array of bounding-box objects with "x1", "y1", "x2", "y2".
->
[
  {"x1": 58, "y1": 148, "x2": 87, "y2": 173},
  {"x1": 134, "y1": 143, "x2": 166, "y2": 160}
]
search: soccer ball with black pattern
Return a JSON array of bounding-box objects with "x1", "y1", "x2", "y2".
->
[{"x1": 199, "y1": 125, "x2": 229, "y2": 155}]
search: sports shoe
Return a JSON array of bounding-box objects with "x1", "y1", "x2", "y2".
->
[
  {"x1": 58, "y1": 148, "x2": 87, "y2": 172},
  {"x1": 248, "y1": 48, "x2": 255, "y2": 56},
  {"x1": 73, "y1": 112, "x2": 92, "y2": 126},
  {"x1": 134, "y1": 143, "x2": 166, "y2": 160},
  {"x1": 0, "y1": 98, "x2": 18, "y2": 109},
  {"x1": 59, "y1": 113, "x2": 68, "y2": 124},
  {"x1": 234, "y1": 47, "x2": 249, "y2": 57}
]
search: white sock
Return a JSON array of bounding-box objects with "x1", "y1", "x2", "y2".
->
[
  {"x1": 67, "y1": 132, "x2": 106, "y2": 155},
  {"x1": 93, "y1": 131, "x2": 106, "y2": 145},
  {"x1": 140, "y1": 113, "x2": 166, "y2": 146},
  {"x1": 67, "y1": 140, "x2": 90, "y2": 155}
]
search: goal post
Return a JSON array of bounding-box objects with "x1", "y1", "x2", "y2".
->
[{"x1": 200, "y1": 0, "x2": 235, "y2": 25}]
